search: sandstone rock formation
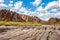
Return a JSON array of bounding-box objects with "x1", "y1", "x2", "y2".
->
[
  {"x1": 0, "y1": 9, "x2": 60, "y2": 25},
  {"x1": 48, "y1": 18, "x2": 60, "y2": 24},
  {"x1": 0, "y1": 9, "x2": 41, "y2": 22}
]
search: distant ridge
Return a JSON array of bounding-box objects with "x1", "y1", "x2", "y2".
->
[
  {"x1": 0, "y1": 9, "x2": 41, "y2": 22},
  {"x1": 0, "y1": 9, "x2": 60, "y2": 25}
]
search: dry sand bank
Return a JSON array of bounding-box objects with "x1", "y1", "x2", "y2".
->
[{"x1": 0, "y1": 25, "x2": 60, "y2": 40}]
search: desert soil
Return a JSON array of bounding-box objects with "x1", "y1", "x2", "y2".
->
[{"x1": 0, "y1": 25, "x2": 60, "y2": 40}]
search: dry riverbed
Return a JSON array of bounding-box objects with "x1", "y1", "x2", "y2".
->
[{"x1": 0, "y1": 25, "x2": 60, "y2": 40}]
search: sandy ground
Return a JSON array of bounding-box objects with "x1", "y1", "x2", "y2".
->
[{"x1": 0, "y1": 25, "x2": 60, "y2": 40}]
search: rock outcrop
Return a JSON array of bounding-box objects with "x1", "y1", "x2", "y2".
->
[
  {"x1": 0, "y1": 9, "x2": 60, "y2": 25},
  {"x1": 48, "y1": 18, "x2": 60, "y2": 24},
  {"x1": 0, "y1": 9, "x2": 41, "y2": 22}
]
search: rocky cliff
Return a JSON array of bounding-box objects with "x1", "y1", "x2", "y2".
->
[
  {"x1": 0, "y1": 9, "x2": 60, "y2": 25},
  {"x1": 0, "y1": 9, "x2": 41, "y2": 22}
]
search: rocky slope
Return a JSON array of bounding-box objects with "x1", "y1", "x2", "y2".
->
[
  {"x1": 0, "y1": 9, "x2": 41, "y2": 22},
  {"x1": 48, "y1": 18, "x2": 60, "y2": 24},
  {"x1": 0, "y1": 9, "x2": 60, "y2": 25}
]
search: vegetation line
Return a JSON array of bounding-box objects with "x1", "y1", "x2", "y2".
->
[{"x1": 0, "y1": 21, "x2": 42, "y2": 26}]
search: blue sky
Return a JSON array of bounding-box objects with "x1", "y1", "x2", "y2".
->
[{"x1": 0, "y1": 0, "x2": 60, "y2": 21}]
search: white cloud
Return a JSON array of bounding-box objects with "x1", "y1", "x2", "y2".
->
[
  {"x1": 10, "y1": 7, "x2": 16, "y2": 12},
  {"x1": 36, "y1": 6, "x2": 46, "y2": 13},
  {"x1": 36, "y1": 6, "x2": 43, "y2": 11},
  {"x1": 44, "y1": 1, "x2": 60, "y2": 11},
  {"x1": 55, "y1": 13, "x2": 60, "y2": 16},
  {"x1": 59, "y1": 0, "x2": 60, "y2": 3},
  {"x1": 0, "y1": 4, "x2": 8, "y2": 9},
  {"x1": 0, "y1": 0, "x2": 4, "y2": 2},
  {"x1": 0, "y1": 4, "x2": 7, "y2": 7},
  {"x1": 38, "y1": 13, "x2": 44, "y2": 17},
  {"x1": 19, "y1": 7, "x2": 29, "y2": 15},
  {"x1": 31, "y1": 0, "x2": 41, "y2": 6},
  {"x1": 14, "y1": 1, "x2": 23, "y2": 9},
  {"x1": 50, "y1": 9, "x2": 58, "y2": 12},
  {"x1": 10, "y1": 0, "x2": 13, "y2": 3},
  {"x1": 8, "y1": 4, "x2": 13, "y2": 7},
  {"x1": 19, "y1": 7, "x2": 27, "y2": 12}
]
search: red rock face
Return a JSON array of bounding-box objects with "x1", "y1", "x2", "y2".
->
[
  {"x1": 48, "y1": 18, "x2": 57, "y2": 24},
  {"x1": 0, "y1": 9, "x2": 60, "y2": 24},
  {"x1": 57, "y1": 18, "x2": 60, "y2": 22},
  {"x1": 48, "y1": 18, "x2": 60, "y2": 24},
  {"x1": 0, "y1": 9, "x2": 41, "y2": 22}
]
